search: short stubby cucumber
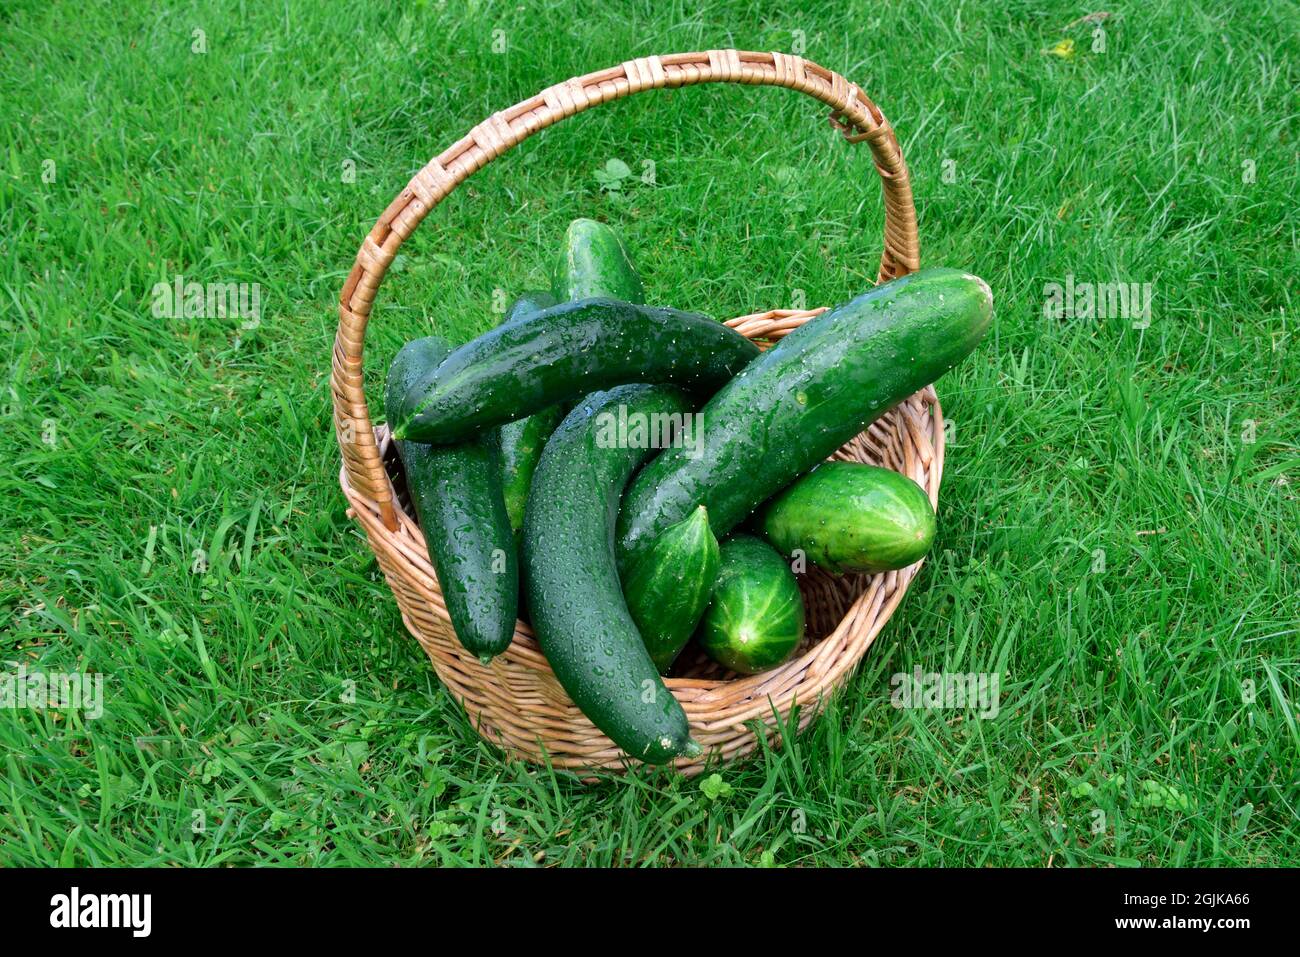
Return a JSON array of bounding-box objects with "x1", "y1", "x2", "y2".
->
[
  {"x1": 551, "y1": 218, "x2": 644, "y2": 304},
  {"x1": 623, "y1": 505, "x2": 720, "y2": 674},
  {"x1": 523, "y1": 384, "x2": 699, "y2": 764},
  {"x1": 616, "y1": 267, "x2": 992, "y2": 567},
  {"x1": 697, "y1": 535, "x2": 805, "y2": 675},
  {"x1": 758, "y1": 462, "x2": 936, "y2": 574},
  {"x1": 385, "y1": 337, "x2": 517, "y2": 662},
  {"x1": 393, "y1": 298, "x2": 759, "y2": 443}
]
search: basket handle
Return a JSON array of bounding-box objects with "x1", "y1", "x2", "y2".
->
[{"x1": 333, "y1": 50, "x2": 920, "y2": 530}]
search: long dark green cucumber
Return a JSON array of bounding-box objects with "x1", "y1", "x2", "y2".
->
[
  {"x1": 551, "y1": 218, "x2": 645, "y2": 304},
  {"x1": 623, "y1": 505, "x2": 720, "y2": 674},
  {"x1": 393, "y1": 297, "x2": 759, "y2": 443},
  {"x1": 616, "y1": 267, "x2": 993, "y2": 566},
  {"x1": 385, "y1": 336, "x2": 445, "y2": 428},
  {"x1": 523, "y1": 384, "x2": 699, "y2": 764},
  {"x1": 385, "y1": 337, "x2": 517, "y2": 662}
]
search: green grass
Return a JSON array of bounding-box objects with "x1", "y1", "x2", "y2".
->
[{"x1": 2, "y1": 0, "x2": 1297, "y2": 866}]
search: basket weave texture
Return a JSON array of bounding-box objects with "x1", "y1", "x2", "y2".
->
[{"x1": 332, "y1": 51, "x2": 935, "y2": 775}]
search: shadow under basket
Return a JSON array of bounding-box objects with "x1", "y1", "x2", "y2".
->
[{"x1": 332, "y1": 50, "x2": 938, "y2": 776}]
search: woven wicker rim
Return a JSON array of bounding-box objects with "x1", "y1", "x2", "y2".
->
[{"x1": 332, "y1": 51, "x2": 929, "y2": 774}]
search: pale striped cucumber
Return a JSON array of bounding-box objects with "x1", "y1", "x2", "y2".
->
[
  {"x1": 697, "y1": 536, "x2": 805, "y2": 675},
  {"x1": 551, "y1": 218, "x2": 644, "y2": 304},
  {"x1": 758, "y1": 462, "x2": 936, "y2": 573}
]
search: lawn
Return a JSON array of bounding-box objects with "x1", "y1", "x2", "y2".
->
[{"x1": 1, "y1": 0, "x2": 1296, "y2": 866}]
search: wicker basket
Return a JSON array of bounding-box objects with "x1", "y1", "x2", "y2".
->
[{"x1": 332, "y1": 50, "x2": 938, "y2": 776}]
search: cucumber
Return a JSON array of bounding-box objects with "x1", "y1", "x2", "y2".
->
[
  {"x1": 697, "y1": 535, "x2": 805, "y2": 675},
  {"x1": 498, "y1": 407, "x2": 565, "y2": 541},
  {"x1": 623, "y1": 505, "x2": 720, "y2": 674},
  {"x1": 385, "y1": 337, "x2": 517, "y2": 662},
  {"x1": 394, "y1": 298, "x2": 759, "y2": 443},
  {"x1": 617, "y1": 267, "x2": 992, "y2": 566},
  {"x1": 551, "y1": 218, "x2": 644, "y2": 304},
  {"x1": 523, "y1": 384, "x2": 699, "y2": 764},
  {"x1": 385, "y1": 336, "x2": 445, "y2": 425},
  {"x1": 758, "y1": 462, "x2": 936, "y2": 574},
  {"x1": 505, "y1": 289, "x2": 558, "y2": 325}
]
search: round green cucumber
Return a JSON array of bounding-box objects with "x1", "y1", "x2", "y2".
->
[
  {"x1": 697, "y1": 535, "x2": 805, "y2": 675},
  {"x1": 551, "y1": 218, "x2": 644, "y2": 304},
  {"x1": 623, "y1": 505, "x2": 720, "y2": 674},
  {"x1": 758, "y1": 462, "x2": 936, "y2": 574},
  {"x1": 395, "y1": 298, "x2": 759, "y2": 443},
  {"x1": 616, "y1": 267, "x2": 992, "y2": 567},
  {"x1": 385, "y1": 337, "x2": 517, "y2": 662},
  {"x1": 523, "y1": 384, "x2": 698, "y2": 764}
]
